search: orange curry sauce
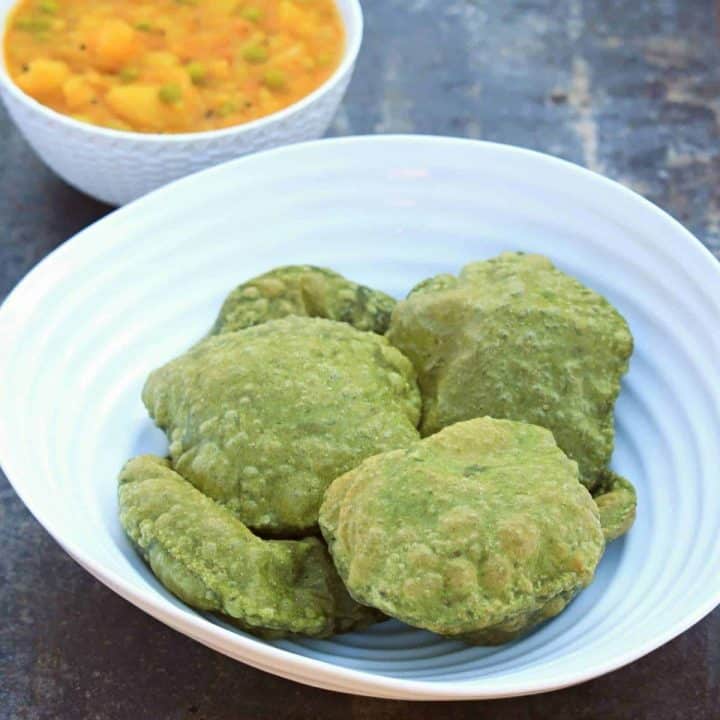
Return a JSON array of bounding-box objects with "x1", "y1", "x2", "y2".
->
[{"x1": 4, "y1": 0, "x2": 344, "y2": 133}]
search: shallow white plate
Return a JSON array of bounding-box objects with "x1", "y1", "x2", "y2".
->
[{"x1": 1, "y1": 136, "x2": 719, "y2": 700}]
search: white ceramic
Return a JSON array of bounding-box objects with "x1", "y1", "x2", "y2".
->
[
  {"x1": 1, "y1": 136, "x2": 719, "y2": 700},
  {"x1": 0, "y1": 0, "x2": 362, "y2": 206}
]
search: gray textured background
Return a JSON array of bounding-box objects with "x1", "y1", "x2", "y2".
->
[{"x1": 1, "y1": 0, "x2": 719, "y2": 718}]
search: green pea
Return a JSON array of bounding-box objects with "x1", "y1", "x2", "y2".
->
[
  {"x1": 158, "y1": 83, "x2": 183, "y2": 104},
  {"x1": 242, "y1": 44, "x2": 268, "y2": 64},
  {"x1": 262, "y1": 68, "x2": 286, "y2": 91},
  {"x1": 186, "y1": 61, "x2": 206, "y2": 85},
  {"x1": 119, "y1": 67, "x2": 140, "y2": 83},
  {"x1": 217, "y1": 100, "x2": 238, "y2": 117},
  {"x1": 240, "y1": 6, "x2": 262, "y2": 22},
  {"x1": 135, "y1": 21, "x2": 153, "y2": 32},
  {"x1": 38, "y1": 0, "x2": 58, "y2": 14}
]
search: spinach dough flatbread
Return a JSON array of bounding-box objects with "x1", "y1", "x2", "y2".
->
[
  {"x1": 212, "y1": 265, "x2": 396, "y2": 335},
  {"x1": 320, "y1": 417, "x2": 605, "y2": 645},
  {"x1": 144, "y1": 316, "x2": 421, "y2": 535},
  {"x1": 594, "y1": 470, "x2": 637, "y2": 542},
  {"x1": 387, "y1": 252, "x2": 634, "y2": 496},
  {"x1": 119, "y1": 456, "x2": 380, "y2": 638}
]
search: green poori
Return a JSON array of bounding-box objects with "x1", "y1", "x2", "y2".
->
[
  {"x1": 594, "y1": 470, "x2": 637, "y2": 543},
  {"x1": 387, "y1": 252, "x2": 634, "y2": 494},
  {"x1": 212, "y1": 265, "x2": 396, "y2": 335},
  {"x1": 320, "y1": 417, "x2": 605, "y2": 645},
  {"x1": 143, "y1": 316, "x2": 421, "y2": 536},
  {"x1": 119, "y1": 455, "x2": 379, "y2": 638}
]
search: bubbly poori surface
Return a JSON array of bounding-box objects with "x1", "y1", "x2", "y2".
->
[
  {"x1": 118, "y1": 455, "x2": 379, "y2": 638},
  {"x1": 387, "y1": 252, "x2": 634, "y2": 491},
  {"x1": 320, "y1": 417, "x2": 605, "y2": 645},
  {"x1": 212, "y1": 265, "x2": 396, "y2": 336},
  {"x1": 143, "y1": 316, "x2": 421, "y2": 535}
]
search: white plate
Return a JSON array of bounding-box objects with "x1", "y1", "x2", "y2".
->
[{"x1": 1, "y1": 136, "x2": 719, "y2": 700}]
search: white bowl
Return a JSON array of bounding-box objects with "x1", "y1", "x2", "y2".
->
[
  {"x1": 1, "y1": 136, "x2": 719, "y2": 700},
  {"x1": 0, "y1": 0, "x2": 362, "y2": 206}
]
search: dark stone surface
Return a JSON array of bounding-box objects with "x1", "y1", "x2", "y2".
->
[{"x1": 1, "y1": 0, "x2": 719, "y2": 717}]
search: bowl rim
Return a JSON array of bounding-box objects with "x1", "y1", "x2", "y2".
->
[
  {"x1": 1, "y1": 135, "x2": 719, "y2": 700},
  {"x1": 0, "y1": 0, "x2": 363, "y2": 142}
]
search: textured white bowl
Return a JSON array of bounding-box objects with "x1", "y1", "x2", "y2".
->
[
  {"x1": 1, "y1": 136, "x2": 719, "y2": 700},
  {"x1": 0, "y1": 0, "x2": 362, "y2": 206}
]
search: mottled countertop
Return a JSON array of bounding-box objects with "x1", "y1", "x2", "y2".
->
[{"x1": 1, "y1": 0, "x2": 719, "y2": 718}]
